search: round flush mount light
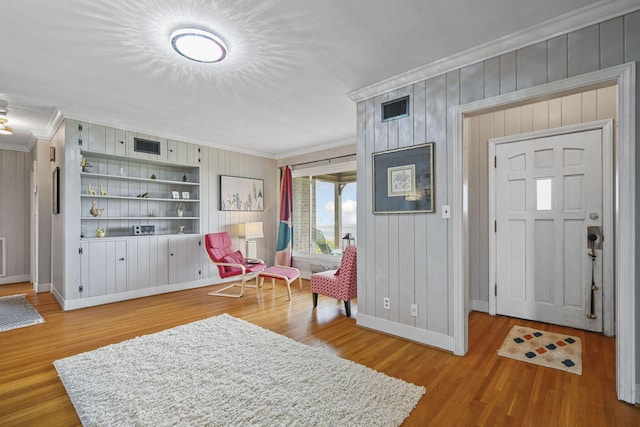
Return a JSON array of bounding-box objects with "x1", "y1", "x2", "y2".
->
[{"x1": 170, "y1": 28, "x2": 227, "y2": 63}]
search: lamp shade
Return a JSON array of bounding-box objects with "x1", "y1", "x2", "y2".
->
[{"x1": 241, "y1": 222, "x2": 264, "y2": 239}]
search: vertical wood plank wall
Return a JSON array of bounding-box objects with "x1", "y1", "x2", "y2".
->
[
  {"x1": 466, "y1": 86, "x2": 618, "y2": 310},
  {"x1": 200, "y1": 146, "x2": 277, "y2": 275},
  {"x1": 0, "y1": 149, "x2": 31, "y2": 283},
  {"x1": 356, "y1": 12, "x2": 640, "y2": 345}
]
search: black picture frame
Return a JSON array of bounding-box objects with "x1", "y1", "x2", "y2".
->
[
  {"x1": 372, "y1": 143, "x2": 434, "y2": 213},
  {"x1": 53, "y1": 166, "x2": 60, "y2": 214},
  {"x1": 219, "y1": 175, "x2": 264, "y2": 211}
]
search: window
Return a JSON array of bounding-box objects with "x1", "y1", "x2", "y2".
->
[
  {"x1": 292, "y1": 162, "x2": 356, "y2": 256},
  {"x1": 536, "y1": 178, "x2": 552, "y2": 211}
]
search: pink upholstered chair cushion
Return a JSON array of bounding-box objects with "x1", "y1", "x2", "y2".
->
[
  {"x1": 222, "y1": 250, "x2": 245, "y2": 275},
  {"x1": 310, "y1": 245, "x2": 357, "y2": 301}
]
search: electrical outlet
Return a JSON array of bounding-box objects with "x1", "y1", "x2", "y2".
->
[
  {"x1": 411, "y1": 304, "x2": 418, "y2": 317},
  {"x1": 442, "y1": 205, "x2": 451, "y2": 219},
  {"x1": 383, "y1": 297, "x2": 390, "y2": 310}
]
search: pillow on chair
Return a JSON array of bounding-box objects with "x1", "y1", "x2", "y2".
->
[{"x1": 223, "y1": 250, "x2": 245, "y2": 274}]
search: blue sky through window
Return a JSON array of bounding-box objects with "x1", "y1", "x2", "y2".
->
[{"x1": 315, "y1": 182, "x2": 357, "y2": 226}]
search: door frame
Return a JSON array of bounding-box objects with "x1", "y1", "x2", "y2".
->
[
  {"x1": 453, "y1": 62, "x2": 636, "y2": 404},
  {"x1": 487, "y1": 120, "x2": 614, "y2": 335}
]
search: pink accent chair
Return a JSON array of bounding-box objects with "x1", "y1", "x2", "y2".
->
[
  {"x1": 205, "y1": 232, "x2": 266, "y2": 298},
  {"x1": 310, "y1": 245, "x2": 357, "y2": 317}
]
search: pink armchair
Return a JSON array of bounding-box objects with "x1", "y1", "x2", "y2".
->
[
  {"x1": 311, "y1": 245, "x2": 357, "y2": 317},
  {"x1": 205, "y1": 232, "x2": 266, "y2": 298}
]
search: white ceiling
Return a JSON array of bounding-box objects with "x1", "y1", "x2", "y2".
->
[{"x1": 0, "y1": 0, "x2": 628, "y2": 157}]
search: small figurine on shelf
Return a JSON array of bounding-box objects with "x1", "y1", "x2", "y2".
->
[
  {"x1": 136, "y1": 192, "x2": 149, "y2": 198},
  {"x1": 178, "y1": 226, "x2": 185, "y2": 234},
  {"x1": 96, "y1": 227, "x2": 106, "y2": 238},
  {"x1": 88, "y1": 184, "x2": 97, "y2": 195},
  {"x1": 150, "y1": 174, "x2": 156, "y2": 180},
  {"x1": 182, "y1": 174, "x2": 188, "y2": 182},
  {"x1": 99, "y1": 184, "x2": 108, "y2": 196},
  {"x1": 89, "y1": 200, "x2": 104, "y2": 217},
  {"x1": 81, "y1": 157, "x2": 92, "y2": 172},
  {"x1": 175, "y1": 203, "x2": 185, "y2": 217}
]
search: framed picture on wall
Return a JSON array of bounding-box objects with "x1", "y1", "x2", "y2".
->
[
  {"x1": 220, "y1": 175, "x2": 264, "y2": 211},
  {"x1": 372, "y1": 142, "x2": 434, "y2": 213}
]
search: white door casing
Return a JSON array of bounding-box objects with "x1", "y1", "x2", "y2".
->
[{"x1": 489, "y1": 122, "x2": 613, "y2": 334}]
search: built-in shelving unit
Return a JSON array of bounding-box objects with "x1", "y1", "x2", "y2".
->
[{"x1": 80, "y1": 151, "x2": 200, "y2": 238}]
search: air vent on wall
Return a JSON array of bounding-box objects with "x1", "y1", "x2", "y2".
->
[
  {"x1": 381, "y1": 95, "x2": 410, "y2": 122},
  {"x1": 134, "y1": 138, "x2": 161, "y2": 155}
]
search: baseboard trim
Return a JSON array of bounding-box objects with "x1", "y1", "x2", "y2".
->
[
  {"x1": 35, "y1": 282, "x2": 52, "y2": 293},
  {"x1": 357, "y1": 314, "x2": 454, "y2": 352},
  {"x1": 60, "y1": 278, "x2": 218, "y2": 311},
  {"x1": 0, "y1": 274, "x2": 30, "y2": 285},
  {"x1": 471, "y1": 300, "x2": 489, "y2": 313}
]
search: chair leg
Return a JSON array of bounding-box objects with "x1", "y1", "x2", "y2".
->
[
  {"x1": 344, "y1": 300, "x2": 351, "y2": 317},
  {"x1": 208, "y1": 280, "x2": 245, "y2": 298},
  {"x1": 312, "y1": 292, "x2": 318, "y2": 307}
]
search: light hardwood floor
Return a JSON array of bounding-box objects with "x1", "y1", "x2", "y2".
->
[{"x1": 1, "y1": 280, "x2": 638, "y2": 426}]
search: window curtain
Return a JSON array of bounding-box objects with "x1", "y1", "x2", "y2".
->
[{"x1": 275, "y1": 165, "x2": 293, "y2": 266}]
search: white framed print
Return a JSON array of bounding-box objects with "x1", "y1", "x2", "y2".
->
[
  {"x1": 182, "y1": 191, "x2": 190, "y2": 200},
  {"x1": 172, "y1": 191, "x2": 180, "y2": 199}
]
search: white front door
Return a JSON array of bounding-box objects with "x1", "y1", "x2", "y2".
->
[{"x1": 490, "y1": 126, "x2": 610, "y2": 333}]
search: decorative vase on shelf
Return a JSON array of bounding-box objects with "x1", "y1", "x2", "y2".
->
[
  {"x1": 178, "y1": 226, "x2": 185, "y2": 234},
  {"x1": 96, "y1": 227, "x2": 106, "y2": 238},
  {"x1": 182, "y1": 174, "x2": 187, "y2": 182}
]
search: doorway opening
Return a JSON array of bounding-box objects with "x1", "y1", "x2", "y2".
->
[{"x1": 452, "y1": 63, "x2": 636, "y2": 404}]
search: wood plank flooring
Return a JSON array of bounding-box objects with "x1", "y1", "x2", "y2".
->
[{"x1": 1, "y1": 281, "x2": 638, "y2": 426}]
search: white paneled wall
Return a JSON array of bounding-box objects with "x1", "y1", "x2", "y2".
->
[
  {"x1": 356, "y1": 11, "x2": 640, "y2": 351},
  {"x1": 201, "y1": 146, "x2": 277, "y2": 271},
  {"x1": 0, "y1": 149, "x2": 31, "y2": 284}
]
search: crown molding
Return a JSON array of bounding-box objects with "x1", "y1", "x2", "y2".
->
[
  {"x1": 347, "y1": 0, "x2": 640, "y2": 102},
  {"x1": 0, "y1": 141, "x2": 32, "y2": 152},
  {"x1": 274, "y1": 136, "x2": 356, "y2": 160},
  {"x1": 31, "y1": 108, "x2": 64, "y2": 141}
]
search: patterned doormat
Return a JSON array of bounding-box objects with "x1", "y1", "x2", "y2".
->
[
  {"x1": 497, "y1": 325, "x2": 582, "y2": 375},
  {"x1": 0, "y1": 294, "x2": 45, "y2": 332}
]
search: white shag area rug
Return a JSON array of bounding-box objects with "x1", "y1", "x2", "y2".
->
[
  {"x1": 54, "y1": 314, "x2": 425, "y2": 426},
  {"x1": 0, "y1": 294, "x2": 44, "y2": 332}
]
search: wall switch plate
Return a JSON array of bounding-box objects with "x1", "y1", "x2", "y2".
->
[
  {"x1": 411, "y1": 304, "x2": 418, "y2": 317},
  {"x1": 383, "y1": 297, "x2": 390, "y2": 310},
  {"x1": 442, "y1": 205, "x2": 451, "y2": 219}
]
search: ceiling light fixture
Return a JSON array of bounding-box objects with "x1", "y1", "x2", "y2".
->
[
  {"x1": 170, "y1": 28, "x2": 227, "y2": 63},
  {"x1": 0, "y1": 118, "x2": 13, "y2": 136}
]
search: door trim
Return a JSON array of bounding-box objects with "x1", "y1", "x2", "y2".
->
[
  {"x1": 453, "y1": 62, "x2": 636, "y2": 404},
  {"x1": 487, "y1": 120, "x2": 614, "y2": 335}
]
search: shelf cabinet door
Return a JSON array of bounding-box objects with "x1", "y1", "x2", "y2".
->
[
  {"x1": 168, "y1": 235, "x2": 202, "y2": 284},
  {"x1": 80, "y1": 240, "x2": 128, "y2": 297},
  {"x1": 87, "y1": 124, "x2": 107, "y2": 153},
  {"x1": 106, "y1": 127, "x2": 128, "y2": 156},
  {"x1": 168, "y1": 140, "x2": 189, "y2": 165}
]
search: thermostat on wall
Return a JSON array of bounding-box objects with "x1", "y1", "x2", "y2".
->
[{"x1": 133, "y1": 225, "x2": 155, "y2": 235}]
